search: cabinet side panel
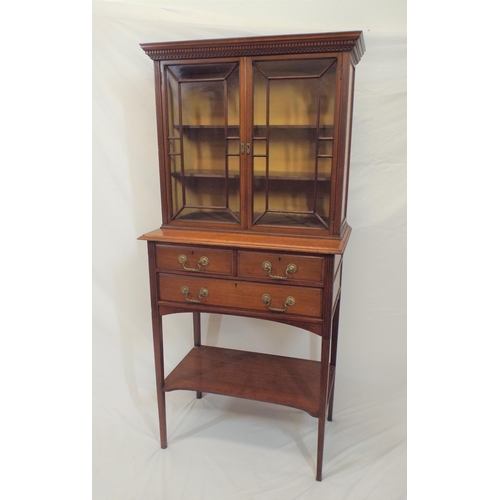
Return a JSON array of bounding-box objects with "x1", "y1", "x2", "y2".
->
[
  {"x1": 154, "y1": 61, "x2": 170, "y2": 225},
  {"x1": 341, "y1": 62, "x2": 356, "y2": 226},
  {"x1": 333, "y1": 53, "x2": 355, "y2": 235}
]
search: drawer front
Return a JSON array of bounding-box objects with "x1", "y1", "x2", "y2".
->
[
  {"x1": 238, "y1": 251, "x2": 324, "y2": 284},
  {"x1": 155, "y1": 244, "x2": 233, "y2": 276},
  {"x1": 158, "y1": 274, "x2": 323, "y2": 318}
]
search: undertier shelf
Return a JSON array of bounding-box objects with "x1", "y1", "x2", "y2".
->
[{"x1": 164, "y1": 345, "x2": 322, "y2": 417}]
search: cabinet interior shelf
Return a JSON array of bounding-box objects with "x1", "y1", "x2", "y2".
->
[
  {"x1": 173, "y1": 210, "x2": 328, "y2": 228},
  {"x1": 174, "y1": 125, "x2": 333, "y2": 130},
  {"x1": 164, "y1": 345, "x2": 325, "y2": 417},
  {"x1": 171, "y1": 169, "x2": 330, "y2": 181}
]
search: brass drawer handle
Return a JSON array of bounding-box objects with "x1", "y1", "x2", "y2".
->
[
  {"x1": 178, "y1": 254, "x2": 209, "y2": 272},
  {"x1": 262, "y1": 261, "x2": 297, "y2": 280},
  {"x1": 262, "y1": 294, "x2": 295, "y2": 312},
  {"x1": 181, "y1": 286, "x2": 209, "y2": 303}
]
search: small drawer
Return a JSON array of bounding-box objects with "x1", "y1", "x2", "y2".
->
[
  {"x1": 155, "y1": 244, "x2": 233, "y2": 276},
  {"x1": 158, "y1": 274, "x2": 323, "y2": 318},
  {"x1": 238, "y1": 251, "x2": 324, "y2": 284}
]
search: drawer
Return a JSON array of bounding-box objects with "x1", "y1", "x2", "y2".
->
[
  {"x1": 238, "y1": 251, "x2": 324, "y2": 284},
  {"x1": 158, "y1": 274, "x2": 323, "y2": 318},
  {"x1": 155, "y1": 244, "x2": 233, "y2": 276}
]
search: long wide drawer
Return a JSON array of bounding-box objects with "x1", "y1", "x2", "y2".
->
[
  {"x1": 158, "y1": 274, "x2": 323, "y2": 318},
  {"x1": 155, "y1": 244, "x2": 233, "y2": 276}
]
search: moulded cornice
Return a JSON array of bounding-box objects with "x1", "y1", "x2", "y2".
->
[{"x1": 140, "y1": 31, "x2": 365, "y2": 65}]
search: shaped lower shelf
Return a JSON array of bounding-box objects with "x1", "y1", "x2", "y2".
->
[{"x1": 164, "y1": 345, "x2": 322, "y2": 417}]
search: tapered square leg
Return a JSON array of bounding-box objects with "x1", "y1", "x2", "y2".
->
[
  {"x1": 316, "y1": 334, "x2": 332, "y2": 481},
  {"x1": 328, "y1": 295, "x2": 341, "y2": 422},
  {"x1": 193, "y1": 312, "x2": 202, "y2": 399},
  {"x1": 316, "y1": 413, "x2": 326, "y2": 481},
  {"x1": 152, "y1": 313, "x2": 167, "y2": 448}
]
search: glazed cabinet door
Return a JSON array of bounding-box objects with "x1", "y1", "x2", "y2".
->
[
  {"x1": 161, "y1": 60, "x2": 243, "y2": 226},
  {"x1": 248, "y1": 56, "x2": 340, "y2": 233}
]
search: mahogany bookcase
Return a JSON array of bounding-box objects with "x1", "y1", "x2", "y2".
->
[{"x1": 138, "y1": 31, "x2": 365, "y2": 481}]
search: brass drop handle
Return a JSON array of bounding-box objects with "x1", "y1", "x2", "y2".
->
[
  {"x1": 178, "y1": 254, "x2": 209, "y2": 272},
  {"x1": 262, "y1": 261, "x2": 297, "y2": 280},
  {"x1": 262, "y1": 294, "x2": 295, "y2": 312},
  {"x1": 181, "y1": 286, "x2": 209, "y2": 303}
]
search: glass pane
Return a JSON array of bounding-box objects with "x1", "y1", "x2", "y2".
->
[
  {"x1": 253, "y1": 68, "x2": 267, "y2": 130},
  {"x1": 252, "y1": 58, "x2": 337, "y2": 230},
  {"x1": 168, "y1": 138, "x2": 180, "y2": 154},
  {"x1": 181, "y1": 81, "x2": 225, "y2": 127},
  {"x1": 253, "y1": 140, "x2": 266, "y2": 156},
  {"x1": 171, "y1": 156, "x2": 183, "y2": 216},
  {"x1": 186, "y1": 177, "x2": 226, "y2": 207},
  {"x1": 227, "y1": 69, "x2": 240, "y2": 128},
  {"x1": 317, "y1": 157, "x2": 332, "y2": 180},
  {"x1": 316, "y1": 180, "x2": 331, "y2": 224},
  {"x1": 168, "y1": 63, "x2": 236, "y2": 80},
  {"x1": 253, "y1": 157, "x2": 267, "y2": 222},
  {"x1": 183, "y1": 126, "x2": 225, "y2": 178},
  {"x1": 268, "y1": 128, "x2": 316, "y2": 178},
  {"x1": 176, "y1": 208, "x2": 237, "y2": 223},
  {"x1": 319, "y1": 63, "x2": 337, "y2": 129},
  {"x1": 255, "y1": 58, "x2": 335, "y2": 78},
  {"x1": 165, "y1": 62, "x2": 240, "y2": 224},
  {"x1": 268, "y1": 179, "x2": 310, "y2": 212},
  {"x1": 170, "y1": 155, "x2": 181, "y2": 176},
  {"x1": 227, "y1": 156, "x2": 241, "y2": 217},
  {"x1": 253, "y1": 156, "x2": 267, "y2": 177},
  {"x1": 269, "y1": 79, "x2": 317, "y2": 126},
  {"x1": 166, "y1": 70, "x2": 180, "y2": 138},
  {"x1": 227, "y1": 139, "x2": 240, "y2": 155},
  {"x1": 318, "y1": 140, "x2": 333, "y2": 157}
]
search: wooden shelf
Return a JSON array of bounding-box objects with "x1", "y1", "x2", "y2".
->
[
  {"x1": 177, "y1": 125, "x2": 240, "y2": 130},
  {"x1": 171, "y1": 169, "x2": 330, "y2": 181},
  {"x1": 175, "y1": 125, "x2": 332, "y2": 131},
  {"x1": 253, "y1": 212, "x2": 329, "y2": 228},
  {"x1": 172, "y1": 209, "x2": 328, "y2": 228},
  {"x1": 254, "y1": 171, "x2": 331, "y2": 181},
  {"x1": 164, "y1": 345, "x2": 322, "y2": 417},
  {"x1": 253, "y1": 125, "x2": 333, "y2": 130},
  {"x1": 174, "y1": 210, "x2": 239, "y2": 223},
  {"x1": 171, "y1": 169, "x2": 240, "y2": 179}
]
